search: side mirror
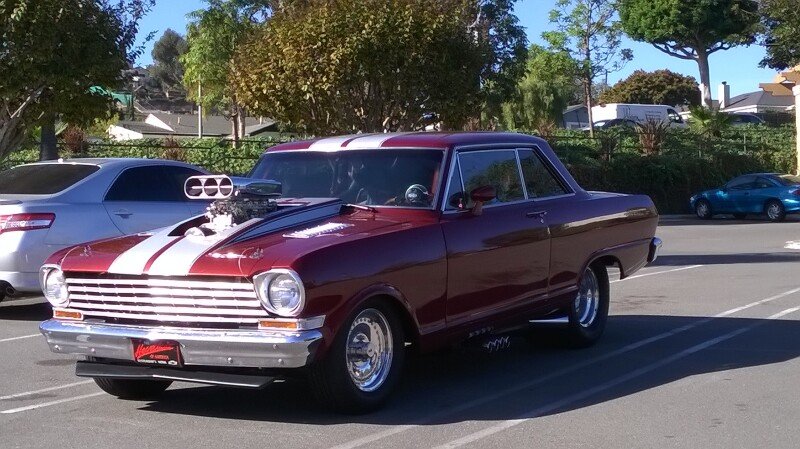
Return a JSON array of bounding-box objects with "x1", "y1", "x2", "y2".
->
[{"x1": 469, "y1": 186, "x2": 496, "y2": 216}]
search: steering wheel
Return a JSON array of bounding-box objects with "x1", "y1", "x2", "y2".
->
[{"x1": 403, "y1": 184, "x2": 430, "y2": 206}]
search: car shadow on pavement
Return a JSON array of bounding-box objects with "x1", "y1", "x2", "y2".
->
[
  {"x1": 0, "y1": 300, "x2": 51, "y2": 321},
  {"x1": 652, "y1": 253, "x2": 800, "y2": 266},
  {"x1": 138, "y1": 314, "x2": 800, "y2": 426}
]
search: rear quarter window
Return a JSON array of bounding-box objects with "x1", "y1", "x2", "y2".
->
[{"x1": 0, "y1": 164, "x2": 100, "y2": 194}]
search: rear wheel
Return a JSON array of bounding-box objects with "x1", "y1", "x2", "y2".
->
[
  {"x1": 93, "y1": 378, "x2": 172, "y2": 400},
  {"x1": 695, "y1": 199, "x2": 713, "y2": 220},
  {"x1": 565, "y1": 264, "x2": 610, "y2": 348},
  {"x1": 309, "y1": 301, "x2": 405, "y2": 414},
  {"x1": 765, "y1": 200, "x2": 786, "y2": 222}
]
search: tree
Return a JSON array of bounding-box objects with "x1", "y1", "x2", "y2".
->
[
  {"x1": 150, "y1": 29, "x2": 188, "y2": 97},
  {"x1": 760, "y1": 0, "x2": 800, "y2": 70},
  {"x1": 470, "y1": 0, "x2": 530, "y2": 128},
  {"x1": 182, "y1": 0, "x2": 272, "y2": 147},
  {"x1": 599, "y1": 70, "x2": 701, "y2": 106},
  {"x1": 232, "y1": 0, "x2": 487, "y2": 134},
  {"x1": 545, "y1": 0, "x2": 633, "y2": 137},
  {"x1": 619, "y1": 0, "x2": 760, "y2": 108},
  {"x1": 501, "y1": 45, "x2": 580, "y2": 133},
  {"x1": 689, "y1": 106, "x2": 732, "y2": 137},
  {"x1": 0, "y1": 0, "x2": 153, "y2": 161}
]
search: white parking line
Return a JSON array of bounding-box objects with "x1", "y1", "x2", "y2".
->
[
  {"x1": 328, "y1": 286, "x2": 800, "y2": 449},
  {"x1": 611, "y1": 265, "x2": 703, "y2": 284},
  {"x1": 0, "y1": 334, "x2": 40, "y2": 343},
  {"x1": 0, "y1": 380, "x2": 94, "y2": 401},
  {"x1": 433, "y1": 306, "x2": 800, "y2": 449},
  {"x1": 0, "y1": 392, "x2": 105, "y2": 414}
]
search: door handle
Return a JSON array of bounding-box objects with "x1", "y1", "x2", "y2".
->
[
  {"x1": 526, "y1": 210, "x2": 548, "y2": 222},
  {"x1": 113, "y1": 209, "x2": 133, "y2": 218}
]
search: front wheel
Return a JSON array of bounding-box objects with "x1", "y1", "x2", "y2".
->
[
  {"x1": 93, "y1": 378, "x2": 172, "y2": 399},
  {"x1": 565, "y1": 264, "x2": 610, "y2": 348},
  {"x1": 695, "y1": 199, "x2": 713, "y2": 220},
  {"x1": 765, "y1": 200, "x2": 786, "y2": 222},
  {"x1": 309, "y1": 302, "x2": 405, "y2": 413}
]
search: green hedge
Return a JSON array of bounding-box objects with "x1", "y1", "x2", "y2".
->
[{"x1": 2, "y1": 127, "x2": 796, "y2": 214}]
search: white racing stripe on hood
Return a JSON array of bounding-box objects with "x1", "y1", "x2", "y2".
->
[
  {"x1": 107, "y1": 229, "x2": 180, "y2": 275},
  {"x1": 146, "y1": 219, "x2": 261, "y2": 276}
]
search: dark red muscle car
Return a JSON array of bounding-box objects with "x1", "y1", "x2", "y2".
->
[{"x1": 39, "y1": 132, "x2": 660, "y2": 413}]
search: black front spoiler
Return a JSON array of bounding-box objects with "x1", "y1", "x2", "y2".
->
[{"x1": 76, "y1": 361, "x2": 276, "y2": 389}]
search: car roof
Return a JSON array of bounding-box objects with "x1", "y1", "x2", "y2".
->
[
  {"x1": 266, "y1": 132, "x2": 548, "y2": 153},
  {"x1": 17, "y1": 158, "x2": 197, "y2": 169}
]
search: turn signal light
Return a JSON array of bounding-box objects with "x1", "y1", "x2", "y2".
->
[
  {"x1": 53, "y1": 308, "x2": 83, "y2": 321},
  {"x1": 258, "y1": 319, "x2": 300, "y2": 330},
  {"x1": 0, "y1": 213, "x2": 55, "y2": 234}
]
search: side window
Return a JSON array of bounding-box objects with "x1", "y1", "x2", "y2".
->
[
  {"x1": 445, "y1": 159, "x2": 465, "y2": 210},
  {"x1": 458, "y1": 150, "x2": 524, "y2": 207},
  {"x1": 667, "y1": 109, "x2": 683, "y2": 123},
  {"x1": 105, "y1": 166, "x2": 186, "y2": 202},
  {"x1": 754, "y1": 177, "x2": 775, "y2": 189},
  {"x1": 726, "y1": 176, "x2": 755, "y2": 190},
  {"x1": 518, "y1": 149, "x2": 569, "y2": 199}
]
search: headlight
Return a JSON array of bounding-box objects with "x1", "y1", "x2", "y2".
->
[
  {"x1": 253, "y1": 269, "x2": 305, "y2": 317},
  {"x1": 39, "y1": 265, "x2": 69, "y2": 307}
]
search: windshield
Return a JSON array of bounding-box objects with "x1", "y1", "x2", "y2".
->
[
  {"x1": 0, "y1": 164, "x2": 100, "y2": 195},
  {"x1": 775, "y1": 174, "x2": 800, "y2": 186},
  {"x1": 249, "y1": 150, "x2": 444, "y2": 208}
]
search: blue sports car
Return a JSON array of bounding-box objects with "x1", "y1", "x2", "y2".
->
[{"x1": 690, "y1": 173, "x2": 800, "y2": 222}]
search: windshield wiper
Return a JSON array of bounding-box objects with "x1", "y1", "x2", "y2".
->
[{"x1": 345, "y1": 203, "x2": 378, "y2": 213}]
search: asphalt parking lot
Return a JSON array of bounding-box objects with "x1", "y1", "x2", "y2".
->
[{"x1": 1, "y1": 216, "x2": 799, "y2": 449}]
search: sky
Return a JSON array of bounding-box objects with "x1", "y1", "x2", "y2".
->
[{"x1": 135, "y1": 0, "x2": 780, "y2": 98}]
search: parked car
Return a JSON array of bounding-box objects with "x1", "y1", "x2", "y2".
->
[
  {"x1": 690, "y1": 173, "x2": 800, "y2": 222},
  {"x1": 591, "y1": 103, "x2": 687, "y2": 128},
  {"x1": 729, "y1": 113, "x2": 766, "y2": 126},
  {"x1": 38, "y1": 132, "x2": 660, "y2": 413},
  {"x1": 0, "y1": 159, "x2": 207, "y2": 303},
  {"x1": 582, "y1": 118, "x2": 640, "y2": 131}
]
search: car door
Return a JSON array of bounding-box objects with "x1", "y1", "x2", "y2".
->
[
  {"x1": 440, "y1": 149, "x2": 551, "y2": 327},
  {"x1": 748, "y1": 176, "x2": 780, "y2": 213},
  {"x1": 103, "y1": 165, "x2": 203, "y2": 234},
  {"x1": 724, "y1": 175, "x2": 756, "y2": 213}
]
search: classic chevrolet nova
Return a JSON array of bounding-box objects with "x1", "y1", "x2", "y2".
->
[{"x1": 39, "y1": 132, "x2": 660, "y2": 413}]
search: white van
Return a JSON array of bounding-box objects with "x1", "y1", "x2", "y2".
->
[{"x1": 591, "y1": 104, "x2": 687, "y2": 128}]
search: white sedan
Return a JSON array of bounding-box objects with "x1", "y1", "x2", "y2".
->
[{"x1": 0, "y1": 158, "x2": 208, "y2": 303}]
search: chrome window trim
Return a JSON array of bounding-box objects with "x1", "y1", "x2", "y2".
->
[
  {"x1": 517, "y1": 146, "x2": 574, "y2": 198},
  {"x1": 514, "y1": 149, "x2": 529, "y2": 201},
  {"x1": 456, "y1": 148, "x2": 526, "y2": 207}
]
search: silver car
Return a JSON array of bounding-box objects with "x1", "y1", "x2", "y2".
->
[{"x1": 0, "y1": 158, "x2": 208, "y2": 302}]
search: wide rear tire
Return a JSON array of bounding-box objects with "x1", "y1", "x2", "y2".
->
[
  {"x1": 93, "y1": 378, "x2": 172, "y2": 400},
  {"x1": 565, "y1": 264, "x2": 610, "y2": 348},
  {"x1": 309, "y1": 301, "x2": 405, "y2": 414}
]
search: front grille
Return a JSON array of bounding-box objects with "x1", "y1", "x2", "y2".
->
[{"x1": 65, "y1": 275, "x2": 268, "y2": 325}]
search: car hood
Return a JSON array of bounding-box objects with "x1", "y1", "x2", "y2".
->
[{"x1": 56, "y1": 199, "x2": 432, "y2": 278}]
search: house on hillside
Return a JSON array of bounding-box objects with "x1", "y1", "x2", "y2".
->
[{"x1": 108, "y1": 113, "x2": 283, "y2": 141}]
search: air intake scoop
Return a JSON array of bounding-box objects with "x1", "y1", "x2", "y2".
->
[{"x1": 184, "y1": 175, "x2": 282, "y2": 200}]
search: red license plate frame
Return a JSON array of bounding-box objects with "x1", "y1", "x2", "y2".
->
[{"x1": 132, "y1": 339, "x2": 182, "y2": 367}]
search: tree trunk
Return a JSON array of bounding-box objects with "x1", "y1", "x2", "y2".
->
[
  {"x1": 697, "y1": 49, "x2": 713, "y2": 108},
  {"x1": 585, "y1": 79, "x2": 595, "y2": 139},
  {"x1": 39, "y1": 112, "x2": 58, "y2": 161},
  {"x1": 238, "y1": 106, "x2": 246, "y2": 140}
]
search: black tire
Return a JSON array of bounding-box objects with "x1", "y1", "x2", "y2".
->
[
  {"x1": 565, "y1": 264, "x2": 610, "y2": 348},
  {"x1": 695, "y1": 199, "x2": 713, "y2": 220},
  {"x1": 765, "y1": 200, "x2": 786, "y2": 222},
  {"x1": 93, "y1": 377, "x2": 172, "y2": 400},
  {"x1": 309, "y1": 300, "x2": 406, "y2": 414},
  {"x1": 732, "y1": 213, "x2": 747, "y2": 219}
]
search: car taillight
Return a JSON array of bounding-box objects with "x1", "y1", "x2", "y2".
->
[{"x1": 0, "y1": 213, "x2": 55, "y2": 234}]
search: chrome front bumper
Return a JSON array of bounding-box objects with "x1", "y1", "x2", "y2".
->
[{"x1": 39, "y1": 320, "x2": 322, "y2": 369}]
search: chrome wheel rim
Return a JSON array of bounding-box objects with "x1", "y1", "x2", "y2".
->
[
  {"x1": 574, "y1": 268, "x2": 600, "y2": 328},
  {"x1": 696, "y1": 202, "x2": 709, "y2": 217},
  {"x1": 768, "y1": 203, "x2": 781, "y2": 220},
  {"x1": 345, "y1": 308, "x2": 393, "y2": 392}
]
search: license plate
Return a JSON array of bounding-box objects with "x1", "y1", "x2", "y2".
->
[{"x1": 132, "y1": 339, "x2": 182, "y2": 367}]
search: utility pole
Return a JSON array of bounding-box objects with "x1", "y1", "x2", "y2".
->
[
  {"x1": 794, "y1": 85, "x2": 800, "y2": 175},
  {"x1": 197, "y1": 83, "x2": 204, "y2": 138}
]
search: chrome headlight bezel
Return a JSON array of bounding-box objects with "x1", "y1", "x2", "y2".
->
[
  {"x1": 253, "y1": 269, "x2": 305, "y2": 317},
  {"x1": 39, "y1": 264, "x2": 69, "y2": 308}
]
